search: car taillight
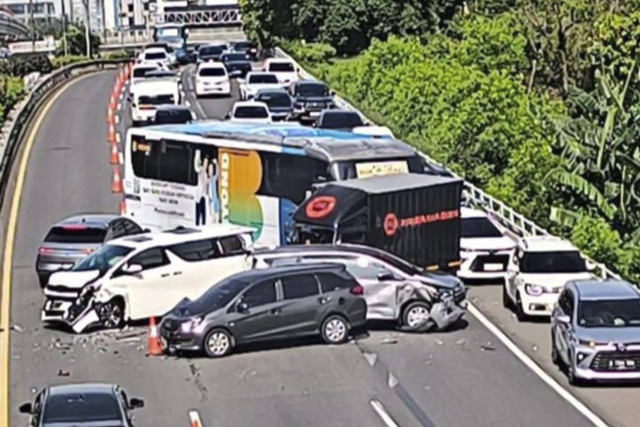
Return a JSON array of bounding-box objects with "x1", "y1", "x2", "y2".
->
[
  {"x1": 84, "y1": 248, "x2": 94, "y2": 254},
  {"x1": 38, "y1": 247, "x2": 54, "y2": 254},
  {"x1": 62, "y1": 224, "x2": 86, "y2": 230},
  {"x1": 350, "y1": 284, "x2": 364, "y2": 295}
]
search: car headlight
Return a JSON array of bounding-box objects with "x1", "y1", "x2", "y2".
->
[
  {"x1": 578, "y1": 339, "x2": 598, "y2": 348},
  {"x1": 439, "y1": 290, "x2": 452, "y2": 301},
  {"x1": 180, "y1": 317, "x2": 203, "y2": 334},
  {"x1": 524, "y1": 283, "x2": 544, "y2": 296}
]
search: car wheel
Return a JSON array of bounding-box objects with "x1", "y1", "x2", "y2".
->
[
  {"x1": 502, "y1": 284, "x2": 512, "y2": 309},
  {"x1": 321, "y1": 315, "x2": 349, "y2": 344},
  {"x1": 515, "y1": 292, "x2": 528, "y2": 322},
  {"x1": 551, "y1": 333, "x2": 560, "y2": 366},
  {"x1": 203, "y1": 329, "x2": 233, "y2": 358},
  {"x1": 99, "y1": 299, "x2": 124, "y2": 329},
  {"x1": 567, "y1": 362, "x2": 583, "y2": 386},
  {"x1": 402, "y1": 301, "x2": 432, "y2": 332}
]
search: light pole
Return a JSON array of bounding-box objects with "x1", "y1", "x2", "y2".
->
[
  {"x1": 61, "y1": 0, "x2": 68, "y2": 56},
  {"x1": 29, "y1": 0, "x2": 35, "y2": 52},
  {"x1": 82, "y1": 0, "x2": 90, "y2": 57}
]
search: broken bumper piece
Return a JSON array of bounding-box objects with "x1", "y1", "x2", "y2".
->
[
  {"x1": 41, "y1": 298, "x2": 101, "y2": 333},
  {"x1": 430, "y1": 295, "x2": 466, "y2": 330}
]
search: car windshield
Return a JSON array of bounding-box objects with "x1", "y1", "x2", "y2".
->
[
  {"x1": 249, "y1": 74, "x2": 278, "y2": 84},
  {"x1": 223, "y1": 53, "x2": 248, "y2": 62},
  {"x1": 138, "y1": 94, "x2": 175, "y2": 105},
  {"x1": 234, "y1": 106, "x2": 268, "y2": 118},
  {"x1": 334, "y1": 156, "x2": 423, "y2": 180},
  {"x1": 520, "y1": 251, "x2": 586, "y2": 273},
  {"x1": 258, "y1": 92, "x2": 291, "y2": 107},
  {"x1": 72, "y1": 245, "x2": 132, "y2": 274},
  {"x1": 145, "y1": 52, "x2": 166, "y2": 60},
  {"x1": 296, "y1": 83, "x2": 329, "y2": 97},
  {"x1": 186, "y1": 278, "x2": 249, "y2": 314},
  {"x1": 157, "y1": 27, "x2": 180, "y2": 38},
  {"x1": 199, "y1": 67, "x2": 226, "y2": 77},
  {"x1": 361, "y1": 247, "x2": 420, "y2": 275},
  {"x1": 320, "y1": 112, "x2": 364, "y2": 129},
  {"x1": 43, "y1": 393, "x2": 121, "y2": 423},
  {"x1": 133, "y1": 67, "x2": 157, "y2": 78},
  {"x1": 45, "y1": 226, "x2": 106, "y2": 244},
  {"x1": 578, "y1": 299, "x2": 640, "y2": 328},
  {"x1": 269, "y1": 62, "x2": 295, "y2": 72},
  {"x1": 234, "y1": 41, "x2": 255, "y2": 50},
  {"x1": 461, "y1": 217, "x2": 503, "y2": 238},
  {"x1": 200, "y1": 46, "x2": 223, "y2": 55}
]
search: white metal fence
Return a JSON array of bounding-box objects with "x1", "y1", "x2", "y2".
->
[{"x1": 275, "y1": 47, "x2": 621, "y2": 281}]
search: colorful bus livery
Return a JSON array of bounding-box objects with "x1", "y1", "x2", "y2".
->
[{"x1": 123, "y1": 121, "x2": 449, "y2": 247}]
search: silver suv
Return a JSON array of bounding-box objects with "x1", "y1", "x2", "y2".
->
[{"x1": 551, "y1": 279, "x2": 640, "y2": 385}]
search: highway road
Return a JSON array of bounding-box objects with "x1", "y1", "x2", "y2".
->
[{"x1": 0, "y1": 64, "x2": 633, "y2": 427}]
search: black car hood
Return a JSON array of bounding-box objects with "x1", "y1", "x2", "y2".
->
[{"x1": 169, "y1": 297, "x2": 206, "y2": 319}]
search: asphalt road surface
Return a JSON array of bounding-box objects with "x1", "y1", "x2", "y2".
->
[{"x1": 2, "y1": 67, "x2": 628, "y2": 427}]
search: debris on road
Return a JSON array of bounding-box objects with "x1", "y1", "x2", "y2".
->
[
  {"x1": 10, "y1": 323, "x2": 24, "y2": 332},
  {"x1": 57, "y1": 369, "x2": 70, "y2": 377},
  {"x1": 481, "y1": 344, "x2": 496, "y2": 352},
  {"x1": 380, "y1": 337, "x2": 398, "y2": 345},
  {"x1": 435, "y1": 339, "x2": 444, "y2": 346},
  {"x1": 532, "y1": 345, "x2": 538, "y2": 352}
]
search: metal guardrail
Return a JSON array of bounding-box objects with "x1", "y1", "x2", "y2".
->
[
  {"x1": 275, "y1": 47, "x2": 621, "y2": 281},
  {"x1": 0, "y1": 59, "x2": 131, "y2": 206}
]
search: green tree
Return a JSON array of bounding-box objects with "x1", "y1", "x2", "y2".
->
[{"x1": 55, "y1": 24, "x2": 100, "y2": 57}]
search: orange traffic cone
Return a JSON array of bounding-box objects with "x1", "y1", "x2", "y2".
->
[
  {"x1": 110, "y1": 142, "x2": 119, "y2": 165},
  {"x1": 109, "y1": 92, "x2": 116, "y2": 110},
  {"x1": 111, "y1": 166, "x2": 123, "y2": 193},
  {"x1": 107, "y1": 106, "x2": 114, "y2": 124},
  {"x1": 146, "y1": 317, "x2": 163, "y2": 356},
  {"x1": 107, "y1": 123, "x2": 116, "y2": 143},
  {"x1": 189, "y1": 411, "x2": 203, "y2": 427}
]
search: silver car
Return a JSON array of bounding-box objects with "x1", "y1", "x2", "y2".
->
[
  {"x1": 254, "y1": 244, "x2": 467, "y2": 332},
  {"x1": 551, "y1": 279, "x2": 640, "y2": 385}
]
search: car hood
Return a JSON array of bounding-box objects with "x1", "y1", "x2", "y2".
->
[
  {"x1": 48, "y1": 270, "x2": 101, "y2": 289},
  {"x1": 167, "y1": 297, "x2": 224, "y2": 320},
  {"x1": 575, "y1": 326, "x2": 640, "y2": 344},
  {"x1": 44, "y1": 421, "x2": 125, "y2": 427},
  {"x1": 460, "y1": 236, "x2": 515, "y2": 252},
  {"x1": 414, "y1": 271, "x2": 462, "y2": 291},
  {"x1": 519, "y1": 272, "x2": 593, "y2": 289}
]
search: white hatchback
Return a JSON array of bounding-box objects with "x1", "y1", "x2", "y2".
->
[
  {"x1": 41, "y1": 225, "x2": 255, "y2": 333},
  {"x1": 264, "y1": 58, "x2": 299, "y2": 85},
  {"x1": 228, "y1": 101, "x2": 272, "y2": 123},
  {"x1": 195, "y1": 62, "x2": 231, "y2": 97}
]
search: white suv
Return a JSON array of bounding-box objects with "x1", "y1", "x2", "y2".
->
[
  {"x1": 195, "y1": 62, "x2": 231, "y2": 97},
  {"x1": 504, "y1": 236, "x2": 593, "y2": 320},
  {"x1": 264, "y1": 58, "x2": 298, "y2": 85},
  {"x1": 42, "y1": 225, "x2": 254, "y2": 333}
]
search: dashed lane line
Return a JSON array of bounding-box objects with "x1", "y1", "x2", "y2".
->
[
  {"x1": 371, "y1": 400, "x2": 400, "y2": 427},
  {"x1": 0, "y1": 72, "x2": 101, "y2": 427}
]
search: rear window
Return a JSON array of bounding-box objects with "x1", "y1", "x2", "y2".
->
[
  {"x1": 155, "y1": 109, "x2": 192, "y2": 124},
  {"x1": 200, "y1": 46, "x2": 224, "y2": 55},
  {"x1": 281, "y1": 274, "x2": 319, "y2": 299},
  {"x1": 234, "y1": 106, "x2": 268, "y2": 118},
  {"x1": 316, "y1": 272, "x2": 353, "y2": 293},
  {"x1": 169, "y1": 239, "x2": 220, "y2": 261},
  {"x1": 45, "y1": 226, "x2": 106, "y2": 244},
  {"x1": 199, "y1": 67, "x2": 226, "y2": 77},
  {"x1": 320, "y1": 112, "x2": 364, "y2": 129},
  {"x1": 139, "y1": 94, "x2": 175, "y2": 105},
  {"x1": 43, "y1": 393, "x2": 121, "y2": 423},
  {"x1": 222, "y1": 53, "x2": 249, "y2": 62},
  {"x1": 145, "y1": 52, "x2": 166, "y2": 60},
  {"x1": 133, "y1": 67, "x2": 156, "y2": 78},
  {"x1": 249, "y1": 74, "x2": 278, "y2": 84},
  {"x1": 269, "y1": 62, "x2": 295, "y2": 72},
  {"x1": 258, "y1": 92, "x2": 291, "y2": 108}
]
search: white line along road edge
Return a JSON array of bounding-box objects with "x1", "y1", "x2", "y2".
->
[
  {"x1": 370, "y1": 400, "x2": 400, "y2": 427},
  {"x1": 188, "y1": 410, "x2": 204, "y2": 427},
  {"x1": 467, "y1": 303, "x2": 609, "y2": 427}
]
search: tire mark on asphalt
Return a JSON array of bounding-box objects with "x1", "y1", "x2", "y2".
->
[
  {"x1": 188, "y1": 362, "x2": 210, "y2": 402},
  {"x1": 355, "y1": 340, "x2": 437, "y2": 427}
]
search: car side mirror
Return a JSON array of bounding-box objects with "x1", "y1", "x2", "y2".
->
[
  {"x1": 237, "y1": 301, "x2": 249, "y2": 313},
  {"x1": 557, "y1": 314, "x2": 570, "y2": 325},
  {"x1": 585, "y1": 260, "x2": 597, "y2": 272},
  {"x1": 330, "y1": 90, "x2": 335, "y2": 96},
  {"x1": 129, "y1": 398, "x2": 144, "y2": 409},
  {"x1": 247, "y1": 94, "x2": 255, "y2": 100},
  {"x1": 377, "y1": 270, "x2": 395, "y2": 281},
  {"x1": 224, "y1": 113, "x2": 231, "y2": 120},
  {"x1": 123, "y1": 264, "x2": 143, "y2": 274},
  {"x1": 19, "y1": 403, "x2": 33, "y2": 414}
]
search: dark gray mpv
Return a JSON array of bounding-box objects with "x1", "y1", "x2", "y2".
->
[{"x1": 160, "y1": 263, "x2": 367, "y2": 357}]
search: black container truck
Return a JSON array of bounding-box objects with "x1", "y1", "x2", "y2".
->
[{"x1": 292, "y1": 173, "x2": 463, "y2": 271}]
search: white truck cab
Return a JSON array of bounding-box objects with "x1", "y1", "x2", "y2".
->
[
  {"x1": 130, "y1": 79, "x2": 180, "y2": 125},
  {"x1": 504, "y1": 236, "x2": 594, "y2": 320}
]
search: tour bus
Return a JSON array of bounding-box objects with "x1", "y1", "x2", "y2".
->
[{"x1": 123, "y1": 122, "x2": 449, "y2": 247}]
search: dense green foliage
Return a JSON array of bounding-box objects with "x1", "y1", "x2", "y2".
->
[
  {"x1": 0, "y1": 55, "x2": 52, "y2": 77},
  {"x1": 0, "y1": 76, "x2": 24, "y2": 122},
  {"x1": 51, "y1": 55, "x2": 88, "y2": 69},
  {"x1": 55, "y1": 25, "x2": 101, "y2": 57}
]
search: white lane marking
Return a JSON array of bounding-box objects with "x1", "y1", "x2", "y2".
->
[
  {"x1": 188, "y1": 410, "x2": 203, "y2": 427},
  {"x1": 370, "y1": 400, "x2": 399, "y2": 427},
  {"x1": 468, "y1": 304, "x2": 609, "y2": 427},
  {"x1": 117, "y1": 102, "x2": 121, "y2": 111},
  {"x1": 115, "y1": 133, "x2": 121, "y2": 144},
  {"x1": 387, "y1": 371, "x2": 398, "y2": 389},
  {"x1": 185, "y1": 100, "x2": 191, "y2": 107},
  {"x1": 119, "y1": 92, "x2": 124, "y2": 100},
  {"x1": 118, "y1": 152, "x2": 124, "y2": 165},
  {"x1": 114, "y1": 114, "x2": 120, "y2": 124},
  {"x1": 363, "y1": 351, "x2": 377, "y2": 367}
]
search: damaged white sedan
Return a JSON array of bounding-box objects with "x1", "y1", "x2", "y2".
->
[
  {"x1": 42, "y1": 225, "x2": 254, "y2": 333},
  {"x1": 254, "y1": 244, "x2": 467, "y2": 332}
]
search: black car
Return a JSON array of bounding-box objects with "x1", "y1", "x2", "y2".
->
[
  {"x1": 229, "y1": 40, "x2": 259, "y2": 60},
  {"x1": 197, "y1": 43, "x2": 228, "y2": 62},
  {"x1": 36, "y1": 214, "x2": 143, "y2": 287},
  {"x1": 19, "y1": 383, "x2": 144, "y2": 427},
  {"x1": 220, "y1": 52, "x2": 252, "y2": 78},
  {"x1": 255, "y1": 88, "x2": 294, "y2": 121},
  {"x1": 154, "y1": 105, "x2": 196, "y2": 124},
  {"x1": 290, "y1": 80, "x2": 335, "y2": 122},
  {"x1": 315, "y1": 110, "x2": 365, "y2": 131},
  {"x1": 160, "y1": 263, "x2": 367, "y2": 357}
]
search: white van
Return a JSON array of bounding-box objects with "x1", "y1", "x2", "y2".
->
[
  {"x1": 41, "y1": 225, "x2": 255, "y2": 333},
  {"x1": 264, "y1": 58, "x2": 299, "y2": 85},
  {"x1": 130, "y1": 79, "x2": 180, "y2": 125},
  {"x1": 195, "y1": 62, "x2": 231, "y2": 97},
  {"x1": 130, "y1": 63, "x2": 165, "y2": 87},
  {"x1": 139, "y1": 47, "x2": 171, "y2": 68}
]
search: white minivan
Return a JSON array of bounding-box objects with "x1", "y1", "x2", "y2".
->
[
  {"x1": 195, "y1": 62, "x2": 231, "y2": 97},
  {"x1": 130, "y1": 79, "x2": 180, "y2": 125},
  {"x1": 264, "y1": 58, "x2": 298, "y2": 85},
  {"x1": 41, "y1": 225, "x2": 254, "y2": 333}
]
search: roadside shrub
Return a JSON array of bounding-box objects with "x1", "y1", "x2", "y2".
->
[
  {"x1": 0, "y1": 55, "x2": 52, "y2": 77},
  {"x1": 102, "y1": 50, "x2": 133, "y2": 60},
  {"x1": 280, "y1": 41, "x2": 336, "y2": 64},
  {"x1": 51, "y1": 55, "x2": 88, "y2": 69}
]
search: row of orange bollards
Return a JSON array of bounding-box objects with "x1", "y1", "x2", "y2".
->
[{"x1": 108, "y1": 63, "x2": 132, "y2": 195}]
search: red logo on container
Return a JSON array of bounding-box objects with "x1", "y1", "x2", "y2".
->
[
  {"x1": 384, "y1": 213, "x2": 399, "y2": 236},
  {"x1": 306, "y1": 196, "x2": 337, "y2": 219}
]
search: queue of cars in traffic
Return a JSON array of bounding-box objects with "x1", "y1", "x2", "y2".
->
[{"x1": 31, "y1": 39, "x2": 640, "y2": 399}]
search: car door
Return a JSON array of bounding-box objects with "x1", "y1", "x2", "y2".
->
[
  {"x1": 556, "y1": 289, "x2": 575, "y2": 365},
  {"x1": 167, "y1": 237, "x2": 222, "y2": 300},
  {"x1": 506, "y1": 249, "x2": 522, "y2": 300},
  {"x1": 341, "y1": 257, "x2": 400, "y2": 320},
  {"x1": 116, "y1": 247, "x2": 176, "y2": 319},
  {"x1": 275, "y1": 273, "x2": 322, "y2": 336},
  {"x1": 230, "y1": 278, "x2": 283, "y2": 343}
]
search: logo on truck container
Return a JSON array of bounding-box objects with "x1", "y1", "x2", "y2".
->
[{"x1": 383, "y1": 209, "x2": 459, "y2": 236}]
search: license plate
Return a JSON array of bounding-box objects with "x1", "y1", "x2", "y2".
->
[
  {"x1": 610, "y1": 360, "x2": 635, "y2": 369},
  {"x1": 484, "y1": 263, "x2": 504, "y2": 272}
]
